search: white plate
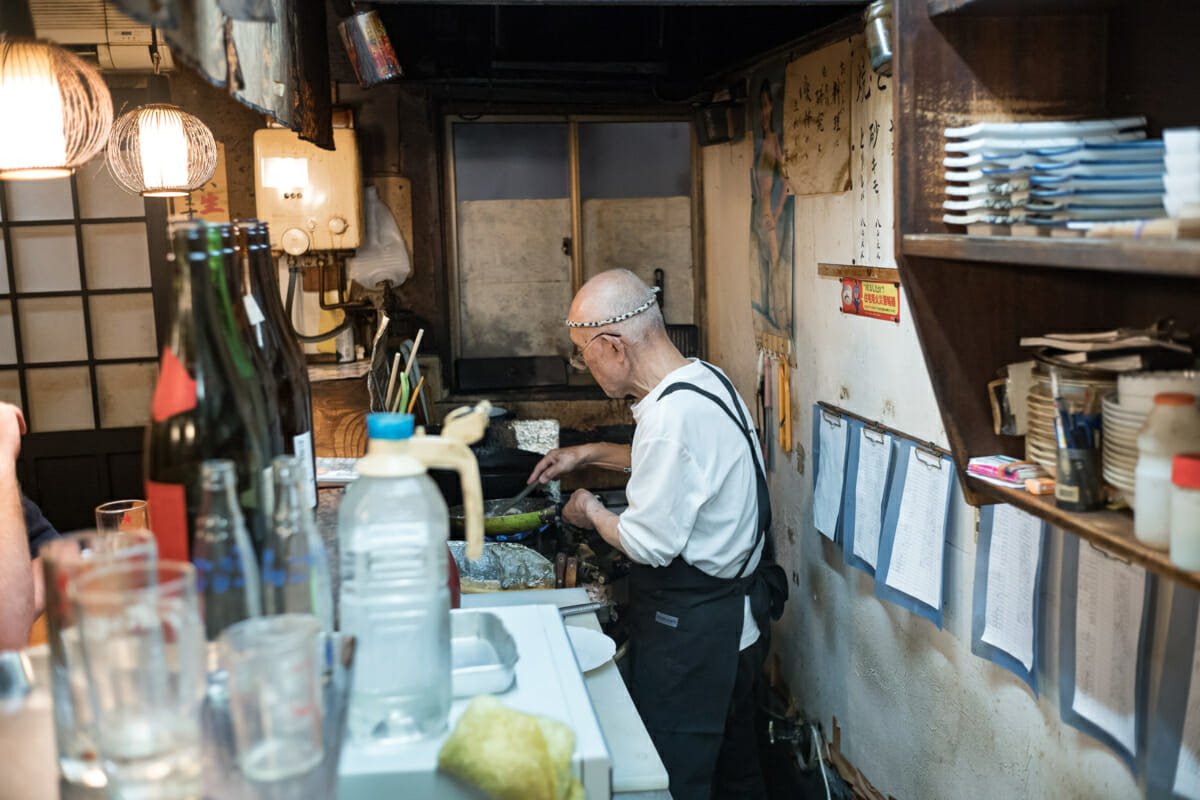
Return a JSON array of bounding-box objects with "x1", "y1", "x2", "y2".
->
[{"x1": 566, "y1": 627, "x2": 616, "y2": 673}]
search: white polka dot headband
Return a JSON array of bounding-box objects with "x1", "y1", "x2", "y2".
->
[{"x1": 565, "y1": 287, "x2": 661, "y2": 328}]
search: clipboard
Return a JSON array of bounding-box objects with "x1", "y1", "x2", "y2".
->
[
  {"x1": 841, "y1": 419, "x2": 896, "y2": 577},
  {"x1": 873, "y1": 440, "x2": 955, "y2": 629},
  {"x1": 1058, "y1": 535, "x2": 1155, "y2": 775},
  {"x1": 811, "y1": 405, "x2": 850, "y2": 543},
  {"x1": 1147, "y1": 584, "x2": 1200, "y2": 799},
  {"x1": 970, "y1": 504, "x2": 1048, "y2": 696}
]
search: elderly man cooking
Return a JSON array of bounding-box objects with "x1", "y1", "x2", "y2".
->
[{"x1": 528, "y1": 269, "x2": 784, "y2": 800}]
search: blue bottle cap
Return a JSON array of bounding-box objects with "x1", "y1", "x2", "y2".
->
[{"x1": 367, "y1": 413, "x2": 415, "y2": 440}]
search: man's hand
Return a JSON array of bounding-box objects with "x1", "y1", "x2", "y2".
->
[
  {"x1": 528, "y1": 445, "x2": 592, "y2": 486},
  {"x1": 0, "y1": 402, "x2": 26, "y2": 467},
  {"x1": 562, "y1": 489, "x2": 603, "y2": 530}
]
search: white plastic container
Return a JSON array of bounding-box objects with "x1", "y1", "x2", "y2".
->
[
  {"x1": 1134, "y1": 393, "x2": 1200, "y2": 549},
  {"x1": 338, "y1": 408, "x2": 486, "y2": 742},
  {"x1": 1170, "y1": 453, "x2": 1200, "y2": 570}
]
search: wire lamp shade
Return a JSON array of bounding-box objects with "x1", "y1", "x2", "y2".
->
[
  {"x1": 0, "y1": 37, "x2": 113, "y2": 180},
  {"x1": 107, "y1": 104, "x2": 218, "y2": 197}
]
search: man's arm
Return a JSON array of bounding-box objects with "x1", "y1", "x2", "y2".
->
[
  {"x1": 0, "y1": 403, "x2": 33, "y2": 650},
  {"x1": 527, "y1": 442, "x2": 632, "y2": 485},
  {"x1": 562, "y1": 489, "x2": 628, "y2": 558}
]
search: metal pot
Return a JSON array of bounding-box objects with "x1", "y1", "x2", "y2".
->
[{"x1": 449, "y1": 496, "x2": 557, "y2": 537}]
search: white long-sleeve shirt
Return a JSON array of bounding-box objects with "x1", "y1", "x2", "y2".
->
[{"x1": 618, "y1": 360, "x2": 764, "y2": 649}]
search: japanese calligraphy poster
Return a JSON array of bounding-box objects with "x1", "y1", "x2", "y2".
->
[
  {"x1": 748, "y1": 65, "x2": 795, "y2": 340},
  {"x1": 851, "y1": 38, "x2": 895, "y2": 268},
  {"x1": 782, "y1": 40, "x2": 852, "y2": 196}
]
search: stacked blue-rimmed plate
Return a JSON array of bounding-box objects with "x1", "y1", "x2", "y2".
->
[
  {"x1": 942, "y1": 117, "x2": 1164, "y2": 230},
  {"x1": 1163, "y1": 128, "x2": 1200, "y2": 217}
]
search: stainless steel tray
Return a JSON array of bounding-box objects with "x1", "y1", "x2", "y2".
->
[{"x1": 451, "y1": 610, "x2": 519, "y2": 697}]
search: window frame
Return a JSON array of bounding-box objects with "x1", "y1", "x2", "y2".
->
[{"x1": 441, "y1": 113, "x2": 705, "y2": 372}]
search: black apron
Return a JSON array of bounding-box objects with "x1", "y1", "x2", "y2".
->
[{"x1": 626, "y1": 362, "x2": 782, "y2": 800}]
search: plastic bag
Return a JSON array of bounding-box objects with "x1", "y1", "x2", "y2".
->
[{"x1": 346, "y1": 185, "x2": 412, "y2": 290}]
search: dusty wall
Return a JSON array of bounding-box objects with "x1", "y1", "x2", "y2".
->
[{"x1": 701, "y1": 40, "x2": 1145, "y2": 799}]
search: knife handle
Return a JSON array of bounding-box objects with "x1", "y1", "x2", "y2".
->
[
  {"x1": 555, "y1": 552, "x2": 567, "y2": 589},
  {"x1": 565, "y1": 556, "x2": 578, "y2": 589}
]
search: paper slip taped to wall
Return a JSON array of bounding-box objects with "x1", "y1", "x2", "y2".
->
[
  {"x1": 971, "y1": 504, "x2": 1046, "y2": 695},
  {"x1": 1058, "y1": 536, "x2": 1153, "y2": 774},
  {"x1": 1147, "y1": 585, "x2": 1200, "y2": 799},
  {"x1": 812, "y1": 406, "x2": 849, "y2": 541},
  {"x1": 841, "y1": 419, "x2": 894, "y2": 577},
  {"x1": 874, "y1": 441, "x2": 955, "y2": 628}
]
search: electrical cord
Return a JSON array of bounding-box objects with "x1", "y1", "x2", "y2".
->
[{"x1": 810, "y1": 724, "x2": 831, "y2": 800}]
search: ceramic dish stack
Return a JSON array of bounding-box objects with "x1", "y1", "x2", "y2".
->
[
  {"x1": 1101, "y1": 372, "x2": 1200, "y2": 508},
  {"x1": 1163, "y1": 128, "x2": 1200, "y2": 218},
  {"x1": 1101, "y1": 393, "x2": 1145, "y2": 508},
  {"x1": 941, "y1": 116, "x2": 1160, "y2": 229},
  {"x1": 1025, "y1": 370, "x2": 1115, "y2": 475}
]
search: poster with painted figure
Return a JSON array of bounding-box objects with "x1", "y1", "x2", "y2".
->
[{"x1": 748, "y1": 64, "x2": 796, "y2": 341}]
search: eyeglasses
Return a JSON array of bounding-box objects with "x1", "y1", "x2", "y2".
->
[{"x1": 569, "y1": 331, "x2": 620, "y2": 372}]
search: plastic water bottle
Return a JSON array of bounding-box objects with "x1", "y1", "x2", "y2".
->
[{"x1": 338, "y1": 411, "x2": 486, "y2": 742}]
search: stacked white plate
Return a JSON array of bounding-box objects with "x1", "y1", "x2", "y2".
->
[
  {"x1": 1117, "y1": 370, "x2": 1200, "y2": 414},
  {"x1": 942, "y1": 117, "x2": 1160, "y2": 228},
  {"x1": 1163, "y1": 128, "x2": 1200, "y2": 217},
  {"x1": 1025, "y1": 373, "x2": 1115, "y2": 474},
  {"x1": 1101, "y1": 393, "x2": 1146, "y2": 508}
]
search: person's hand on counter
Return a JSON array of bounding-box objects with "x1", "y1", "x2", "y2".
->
[{"x1": 527, "y1": 442, "x2": 632, "y2": 485}]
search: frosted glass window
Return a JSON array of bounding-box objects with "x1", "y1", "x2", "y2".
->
[
  {"x1": 89, "y1": 293, "x2": 157, "y2": 359},
  {"x1": 0, "y1": 239, "x2": 7, "y2": 294},
  {"x1": 11, "y1": 226, "x2": 80, "y2": 293},
  {"x1": 453, "y1": 123, "x2": 569, "y2": 201},
  {"x1": 0, "y1": 303, "x2": 15, "y2": 365},
  {"x1": 19, "y1": 297, "x2": 88, "y2": 363},
  {"x1": 579, "y1": 122, "x2": 691, "y2": 199},
  {"x1": 82, "y1": 223, "x2": 152, "y2": 289},
  {"x1": 96, "y1": 362, "x2": 156, "y2": 428},
  {"x1": 6, "y1": 177, "x2": 73, "y2": 221},
  {"x1": 77, "y1": 157, "x2": 145, "y2": 219},
  {"x1": 26, "y1": 367, "x2": 93, "y2": 431},
  {"x1": 0, "y1": 370, "x2": 20, "y2": 410}
]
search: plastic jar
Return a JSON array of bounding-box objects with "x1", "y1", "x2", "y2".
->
[
  {"x1": 1170, "y1": 453, "x2": 1200, "y2": 570},
  {"x1": 1135, "y1": 393, "x2": 1200, "y2": 549}
]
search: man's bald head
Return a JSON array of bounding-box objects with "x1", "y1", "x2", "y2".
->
[{"x1": 568, "y1": 269, "x2": 665, "y2": 343}]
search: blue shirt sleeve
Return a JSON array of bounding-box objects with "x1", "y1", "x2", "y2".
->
[{"x1": 22, "y1": 494, "x2": 59, "y2": 558}]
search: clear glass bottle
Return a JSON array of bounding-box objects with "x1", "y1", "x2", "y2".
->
[
  {"x1": 194, "y1": 459, "x2": 262, "y2": 641},
  {"x1": 262, "y1": 456, "x2": 333, "y2": 631},
  {"x1": 338, "y1": 412, "x2": 485, "y2": 742}
]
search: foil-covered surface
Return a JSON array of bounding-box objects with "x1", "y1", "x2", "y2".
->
[
  {"x1": 511, "y1": 419, "x2": 560, "y2": 455},
  {"x1": 449, "y1": 541, "x2": 556, "y2": 591}
]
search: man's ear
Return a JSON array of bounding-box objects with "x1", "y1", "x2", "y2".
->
[{"x1": 607, "y1": 335, "x2": 627, "y2": 364}]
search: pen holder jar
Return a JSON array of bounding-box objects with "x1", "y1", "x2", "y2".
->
[{"x1": 1055, "y1": 446, "x2": 1103, "y2": 511}]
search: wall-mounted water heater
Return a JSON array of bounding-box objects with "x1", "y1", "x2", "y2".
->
[{"x1": 253, "y1": 125, "x2": 363, "y2": 255}]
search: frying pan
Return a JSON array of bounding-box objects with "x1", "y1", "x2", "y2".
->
[{"x1": 450, "y1": 496, "x2": 557, "y2": 537}]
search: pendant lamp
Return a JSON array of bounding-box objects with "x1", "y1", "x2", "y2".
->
[
  {"x1": 0, "y1": 37, "x2": 113, "y2": 180},
  {"x1": 107, "y1": 104, "x2": 217, "y2": 198}
]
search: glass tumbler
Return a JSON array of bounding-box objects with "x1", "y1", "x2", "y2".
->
[
  {"x1": 219, "y1": 614, "x2": 324, "y2": 783},
  {"x1": 72, "y1": 560, "x2": 206, "y2": 800},
  {"x1": 94, "y1": 499, "x2": 150, "y2": 534},
  {"x1": 40, "y1": 530, "x2": 157, "y2": 788}
]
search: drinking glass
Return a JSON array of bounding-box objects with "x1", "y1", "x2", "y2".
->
[
  {"x1": 94, "y1": 499, "x2": 150, "y2": 534},
  {"x1": 72, "y1": 560, "x2": 206, "y2": 800},
  {"x1": 40, "y1": 530, "x2": 157, "y2": 788},
  {"x1": 219, "y1": 614, "x2": 324, "y2": 784}
]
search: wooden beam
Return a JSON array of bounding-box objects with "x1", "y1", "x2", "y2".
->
[{"x1": 817, "y1": 263, "x2": 901, "y2": 283}]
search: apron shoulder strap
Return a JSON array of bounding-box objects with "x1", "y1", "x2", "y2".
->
[{"x1": 659, "y1": 364, "x2": 772, "y2": 578}]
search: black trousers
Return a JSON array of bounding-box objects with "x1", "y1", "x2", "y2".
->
[{"x1": 644, "y1": 636, "x2": 768, "y2": 800}]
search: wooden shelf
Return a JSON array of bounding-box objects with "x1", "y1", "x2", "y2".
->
[
  {"x1": 966, "y1": 476, "x2": 1200, "y2": 592},
  {"x1": 902, "y1": 234, "x2": 1200, "y2": 278},
  {"x1": 928, "y1": 0, "x2": 1127, "y2": 16}
]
